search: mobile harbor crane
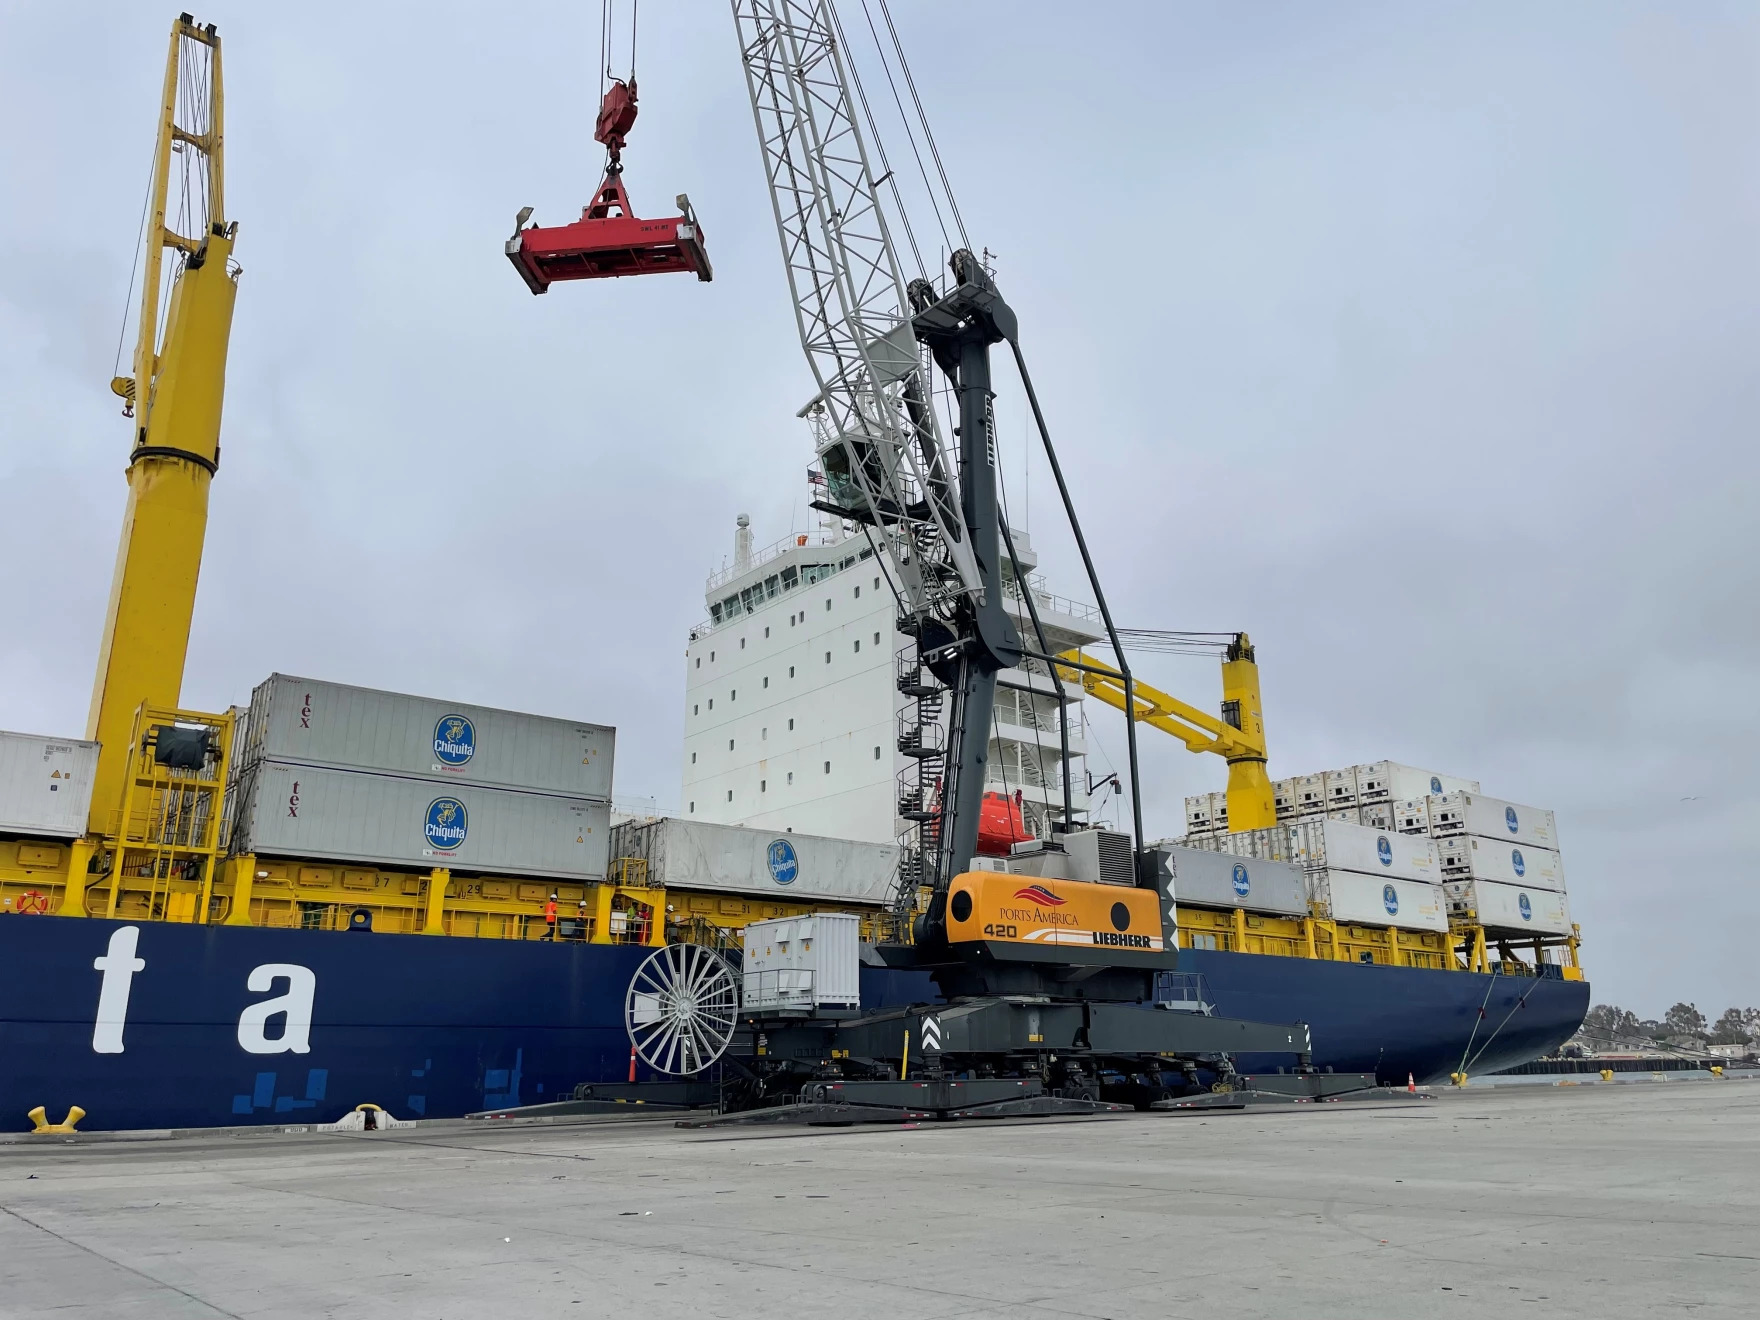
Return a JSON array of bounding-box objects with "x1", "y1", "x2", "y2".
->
[{"x1": 532, "y1": 1, "x2": 1369, "y2": 1123}]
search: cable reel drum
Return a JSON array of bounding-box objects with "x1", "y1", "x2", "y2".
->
[{"x1": 623, "y1": 943, "x2": 741, "y2": 1075}]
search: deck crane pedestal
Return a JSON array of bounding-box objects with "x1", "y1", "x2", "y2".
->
[{"x1": 505, "y1": 75, "x2": 712, "y2": 291}]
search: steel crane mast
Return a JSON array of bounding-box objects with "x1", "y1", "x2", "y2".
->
[{"x1": 732, "y1": 0, "x2": 1029, "y2": 900}]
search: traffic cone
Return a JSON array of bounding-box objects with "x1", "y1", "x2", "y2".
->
[{"x1": 1407, "y1": 1072, "x2": 1416, "y2": 1093}]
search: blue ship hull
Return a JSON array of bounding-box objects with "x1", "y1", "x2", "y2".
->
[{"x1": 0, "y1": 917, "x2": 1588, "y2": 1131}]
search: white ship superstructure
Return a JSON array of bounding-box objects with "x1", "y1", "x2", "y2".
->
[{"x1": 681, "y1": 512, "x2": 1105, "y2": 850}]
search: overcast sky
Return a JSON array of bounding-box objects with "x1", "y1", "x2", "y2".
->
[{"x1": 2, "y1": 2, "x2": 1753, "y2": 1017}]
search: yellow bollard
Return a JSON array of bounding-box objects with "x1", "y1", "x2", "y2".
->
[
  {"x1": 28, "y1": 1105, "x2": 86, "y2": 1134},
  {"x1": 1710, "y1": 1065, "x2": 1724, "y2": 1078},
  {"x1": 1599, "y1": 1069, "x2": 1614, "y2": 1082},
  {"x1": 1450, "y1": 1071, "x2": 1468, "y2": 1087}
]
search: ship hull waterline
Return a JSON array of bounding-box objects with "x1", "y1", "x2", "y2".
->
[{"x1": 1, "y1": 916, "x2": 1589, "y2": 1131}]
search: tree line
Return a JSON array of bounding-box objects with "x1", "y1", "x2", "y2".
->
[{"x1": 1582, "y1": 1002, "x2": 1758, "y2": 1049}]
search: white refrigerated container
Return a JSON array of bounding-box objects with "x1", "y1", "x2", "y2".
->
[
  {"x1": 1318, "y1": 870, "x2": 1449, "y2": 932},
  {"x1": 1427, "y1": 792, "x2": 1558, "y2": 850}
]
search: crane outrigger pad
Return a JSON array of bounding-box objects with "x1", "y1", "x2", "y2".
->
[{"x1": 507, "y1": 180, "x2": 711, "y2": 292}]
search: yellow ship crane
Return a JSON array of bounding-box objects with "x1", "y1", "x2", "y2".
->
[
  {"x1": 54, "y1": 14, "x2": 239, "y2": 922},
  {"x1": 1056, "y1": 632, "x2": 1276, "y2": 832},
  {"x1": 87, "y1": 14, "x2": 238, "y2": 830}
]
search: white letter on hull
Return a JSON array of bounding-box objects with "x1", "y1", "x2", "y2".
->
[
  {"x1": 237, "y1": 964, "x2": 317, "y2": 1055},
  {"x1": 92, "y1": 926, "x2": 147, "y2": 1054}
]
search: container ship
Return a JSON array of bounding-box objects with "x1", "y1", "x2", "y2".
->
[{"x1": 0, "y1": 17, "x2": 1587, "y2": 1132}]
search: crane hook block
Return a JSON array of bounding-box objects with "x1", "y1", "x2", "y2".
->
[{"x1": 505, "y1": 78, "x2": 712, "y2": 291}]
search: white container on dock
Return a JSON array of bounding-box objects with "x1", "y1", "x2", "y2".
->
[
  {"x1": 608, "y1": 817, "x2": 897, "y2": 907},
  {"x1": 1437, "y1": 835, "x2": 1565, "y2": 892},
  {"x1": 1444, "y1": 879, "x2": 1573, "y2": 936},
  {"x1": 242, "y1": 674, "x2": 615, "y2": 799},
  {"x1": 1286, "y1": 819, "x2": 1439, "y2": 884},
  {"x1": 1427, "y1": 792, "x2": 1558, "y2": 850},
  {"x1": 231, "y1": 761, "x2": 610, "y2": 879},
  {"x1": 1318, "y1": 870, "x2": 1449, "y2": 932},
  {"x1": 741, "y1": 912, "x2": 862, "y2": 1012},
  {"x1": 0, "y1": 732, "x2": 98, "y2": 838},
  {"x1": 1159, "y1": 845, "x2": 1308, "y2": 916}
]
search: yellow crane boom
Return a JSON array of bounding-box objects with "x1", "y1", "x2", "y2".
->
[
  {"x1": 1055, "y1": 632, "x2": 1276, "y2": 831},
  {"x1": 86, "y1": 15, "x2": 239, "y2": 831}
]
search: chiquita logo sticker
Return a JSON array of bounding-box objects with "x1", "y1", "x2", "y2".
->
[
  {"x1": 425, "y1": 797, "x2": 468, "y2": 852},
  {"x1": 433, "y1": 714, "x2": 476, "y2": 767}
]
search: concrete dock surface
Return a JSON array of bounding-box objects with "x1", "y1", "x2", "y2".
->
[{"x1": 2, "y1": 1081, "x2": 1755, "y2": 1319}]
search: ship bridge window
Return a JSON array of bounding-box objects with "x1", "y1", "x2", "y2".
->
[
  {"x1": 859, "y1": 547, "x2": 873, "y2": 561},
  {"x1": 781, "y1": 565, "x2": 799, "y2": 589},
  {"x1": 710, "y1": 604, "x2": 722, "y2": 624},
  {"x1": 765, "y1": 575, "x2": 780, "y2": 599},
  {"x1": 721, "y1": 597, "x2": 740, "y2": 619}
]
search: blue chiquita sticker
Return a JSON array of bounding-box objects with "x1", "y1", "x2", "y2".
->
[
  {"x1": 1382, "y1": 884, "x2": 1399, "y2": 916},
  {"x1": 767, "y1": 838, "x2": 799, "y2": 885},
  {"x1": 425, "y1": 797, "x2": 468, "y2": 851},
  {"x1": 434, "y1": 714, "x2": 476, "y2": 767},
  {"x1": 1231, "y1": 863, "x2": 1251, "y2": 898}
]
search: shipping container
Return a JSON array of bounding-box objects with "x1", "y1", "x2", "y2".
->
[
  {"x1": 1292, "y1": 773, "x2": 1326, "y2": 815},
  {"x1": 1356, "y1": 801, "x2": 1396, "y2": 831},
  {"x1": 1393, "y1": 796, "x2": 1431, "y2": 835},
  {"x1": 1272, "y1": 777, "x2": 1297, "y2": 820},
  {"x1": 1438, "y1": 835, "x2": 1565, "y2": 892},
  {"x1": 609, "y1": 817, "x2": 897, "y2": 907},
  {"x1": 741, "y1": 912, "x2": 862, "y2": 1011},
  {"x1": 1427, "y1": 792, "x2": 1558, "y2": 850},
  {"x1": 1318, "y1": 870, "x2": 1449, "y2": 932},
  {"x1": 1323, "y1": 769, "x2": 1360, "y2": 811},
  {"x1": 231, "y1": 761, "x2": 610, "y2": 879},
  {"x1": 1159, "y1": 845, "x2": 1308, "y2": 916},
  {"x1": 1353, "y1": 761, "x2": 1480, "y2": 803},
  {"x1": 1444, "y1": 879, "x2": 1573, "y2": 936},
  {"x1": 242, "y1": 674, "x2": 615, "y2": 799},
  {"x1": 1286, "y1": 819, "x2": 1439, "y2": 884},
  {"x1": 0, "y1": 731, "x2": 98, "y2": 839}
]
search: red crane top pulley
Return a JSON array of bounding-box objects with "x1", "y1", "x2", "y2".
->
[{"x1": 595, "y1": 77, "x2": 639, "y2": 167}]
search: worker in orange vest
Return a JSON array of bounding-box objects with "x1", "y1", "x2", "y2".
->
[{"x1": 544, "y1": 892, "x2": 559, "y2": 940}]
